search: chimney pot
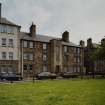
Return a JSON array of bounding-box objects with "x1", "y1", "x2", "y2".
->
[{"x1": 62, "y1": 31, "x2": 69, "y2": 42}]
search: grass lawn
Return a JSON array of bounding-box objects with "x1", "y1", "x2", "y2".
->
[{"x1": 0, "y1": 79, "x2": 105, "y2": 105}]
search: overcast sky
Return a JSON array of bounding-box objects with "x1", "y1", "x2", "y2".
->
[{"x1": 0, "y1": 0, "x2": 105, "y2": 44}]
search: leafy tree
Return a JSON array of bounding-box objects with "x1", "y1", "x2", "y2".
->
[{"x1": 90, "y1": 39, "x2": 105, "y2": 61}]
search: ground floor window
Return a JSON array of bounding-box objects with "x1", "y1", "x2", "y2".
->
[
  {"x1": 73, "y1": 66, "x2": 81, "y2": 73},
  {"x1": 43, "y1": 65, "x2": 47, "y2": 72},
  {"x1": 77, "y1": 67, "x2": 80, "y2": 73},
  {"x1": 8, "y1": 66, "x2": 13, "y2": 73},
  {"x1": 0, "y1": 65, "x2": 14, "y2": 73},
  {"x1": 0, "y1": 66, "x2": 7, "y2": 73},
  {"x1": 29, "y1": 65, "x2": 33, "y2": 70},
  {"x1": 24, "y1": 65, "x2": 27, "y2": 70},
  {"x1": 23, "y1": 64, "x2": 33, "y2": 71},
  {"x1": 73, "y1": 67, "x2": 77, "y2": 73},
  {"x1": 64, "y1": 67, "x2": 68, "y2": 72}
]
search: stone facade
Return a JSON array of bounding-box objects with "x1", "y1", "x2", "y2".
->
[
  {"x1": 0, "y1": 3, "x2": 84, "y2": 78},
  {"x1": 20, "y1": 24, "x2": 84, "y2": 78}
]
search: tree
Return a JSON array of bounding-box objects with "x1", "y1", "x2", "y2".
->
[{"x1": 90, "y1": 39, "x2": 105, "y2": 61}]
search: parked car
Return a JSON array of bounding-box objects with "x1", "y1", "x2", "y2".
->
[
  {"x1": 36, "y1": 72, "x2": 57, "y2": 80},
  {"x1": 61, "y1": 72, "x2": 79, "y2": 78},
  {"x1": 0, "y1": 73, "x2": 23, "y2": 81},
  {"x1": 0, "y1": 73, "x2": 8, "y2": 80}
]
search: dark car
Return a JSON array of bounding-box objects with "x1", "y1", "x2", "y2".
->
[
  {"x1": 0, "y1": 73, "x2": 23, "y2": 81},
  {"x1": 61, "y1": 72, "x2": 79, "y2": 78},
  {"x1": 0, "y1": 73, "x2": 8, "y2": 80},
  {"x1": 6, "y1": 73, "x2": 23, "y2": 81},
  {"x1": 36, "y1": 72, "x2": 57, "y2": 80}
]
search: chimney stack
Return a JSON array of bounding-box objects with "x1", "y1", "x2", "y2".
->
[
  {"x1": 80, "y1": 40, "x2": 85, "y2": 47},
  {"x1": 62, "y1": 31, "x2": 69, "y2": 42},
  {"x1": 101, "y1": 38, "x2": 105, "y2": 46},
  {"x1": 87, "y1": 38, "x2": 93, "y2": 48},
  {"x1": 30, "y1": 22, "x2": 36, "y2": 39}
]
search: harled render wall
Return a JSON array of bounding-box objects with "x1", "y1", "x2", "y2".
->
[{"x1": 0, "y1": 29, "x2": 20, "y2": 74}]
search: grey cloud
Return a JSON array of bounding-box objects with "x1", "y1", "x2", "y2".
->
[{"x1": 0, "y1": 0, "x2": 105, "y2": 44}]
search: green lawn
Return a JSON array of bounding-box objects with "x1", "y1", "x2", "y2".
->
[{"x1": 0, "y1": 79, "x2": 105, "y2": 105}]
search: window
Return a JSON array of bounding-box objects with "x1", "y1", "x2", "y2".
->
[
  {"x1": 9, "y1": 52, "x2": 13, "y2": 60},
  {"x1": 24, "y1": 65, "x2": 33, "y2": 70},
  {"x1": 1, "y1": 66, "x2": 7, "y2": 73},
  {"x1": 29, "y1": 42, "x2": 33, "y2": 48},
  {"x1": 77, "y1": 67, "x2": 80, "y2": 73},
  {"x1": 64, "y1": 46, "x2": 68, "y2": 53},
  {"x1": 74, "y1": 47, "x2": 77, "y2": 53},
  {"x1": 23, "y1": 53, "x2": 33, "y2": 60},
  {"x1": 73, "y1": 67, "x2": 77, "y2": 73},
  {"x1": 43, "y1": 54, "x2": 47, "y2": 62},
  {"x1": 56, "y1": 46, "x2": 60, "y2": 61},
  {"x1": 29, "y1": 53, "x2": 33, "y2": 60},
  {"x1": 74, "y1": 57, "x2": 76, "y2": 63},
  {"x1": 0, "y1": 25, "x2": 17, "y2": 34},
  {"x1": 24, "y1": 65, "x2": 27, "y2": 70},
  {"x1": 77, "y1": 57, "x2": 81, "y2": 63},
  {"x1": 64, "y1": 67, "x2": 68, "y2": 72},
  {"x1": 43, "y1": 43, "x2": 47, "y2": 50},
  {"x1": 23, "y1": 41, "x2": 28, "y2": 48},
  {"x1": 64, "y1": 55, "x2": 68, "y2": 62},
  {"x1": 23, "y1": 53, "x2": 28, "y2": 60},
  {"x1": 2, "y1": 52, "x2": 6, "y2": 60},
  {"x1": 43, "y1": 65, "x2": 47, "y2": 72},
  {"x1": 9, "y1": 39, "x2": 13, "y2": 47},
  {"x1": 2, "y1": 38, "x2": 6, "y2": 47},
  {"x1": 0, "y1": 25, "x2": 7, "y2": 33},
  {"x1": 29, "y1": 65, "x2": 33, "y2": 70},
  {"x1": 8, "y1": 66, "x2": 13, "y2": 73},
  {"x1": 77, "y1": 48, "x2": 80, "y2": 54}
]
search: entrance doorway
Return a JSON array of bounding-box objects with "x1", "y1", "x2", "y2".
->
[{"x1": 55, "y1": 65, "x2": 60, "y2": 74}]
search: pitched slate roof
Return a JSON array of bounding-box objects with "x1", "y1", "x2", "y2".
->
[
  {"x1": 0, "y1": 17, "x2": 20, "y2": 27},
  {"x1": 20, "y1": 32, "x2": 81, "y2": 47}
]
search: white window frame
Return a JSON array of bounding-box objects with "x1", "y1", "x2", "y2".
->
[
  {"x1": 9, "y1": 39, "x2": 13, "y2": 47},
  {"x1": 64, "y1": 46, "x2": 68, "y2": 53},
  {"x1": 2, "y1": 52, "x2": 7, "y2": 60},
  {"x1": 2, "y1": 38, "x2": 6, "y2": 47},
  {"x1": 29, "y1": 42, "x2": 33, "y2": 48},
  {"x1": 43, "y1": 54, "x2": 47, "y2": 61},
  {"x1": 9, "y1": 52, "x2": 13, "y2": 60},
  {"x1": 23, "y1": 41, "x2": 28, "y2": 48},
  {"x1": 43, "y1": 43, "x2": 47, "y2": 50},
  {"x1": 29, "y1": 53, "x2": 33, "y2": 60},
  {"x1": 23, "y1": 53, "x2": 28, "y2": 60},
  {"x1": 43, "y1": 65, "x2": 47, "y2": 72}
]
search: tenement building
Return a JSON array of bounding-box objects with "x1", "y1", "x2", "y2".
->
[
  {"x1": 82, "y1": 38, "x2": 105, "y2": 75},
  {"x1": 0, "y1": 4, "x2": 21, "y2": 74},
  {"x1": 0, "y1": 3, "x2": 84, "y2": 78},
  {"x1": 20, "y1": 23, "x2": 84, "y2": 78}
]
